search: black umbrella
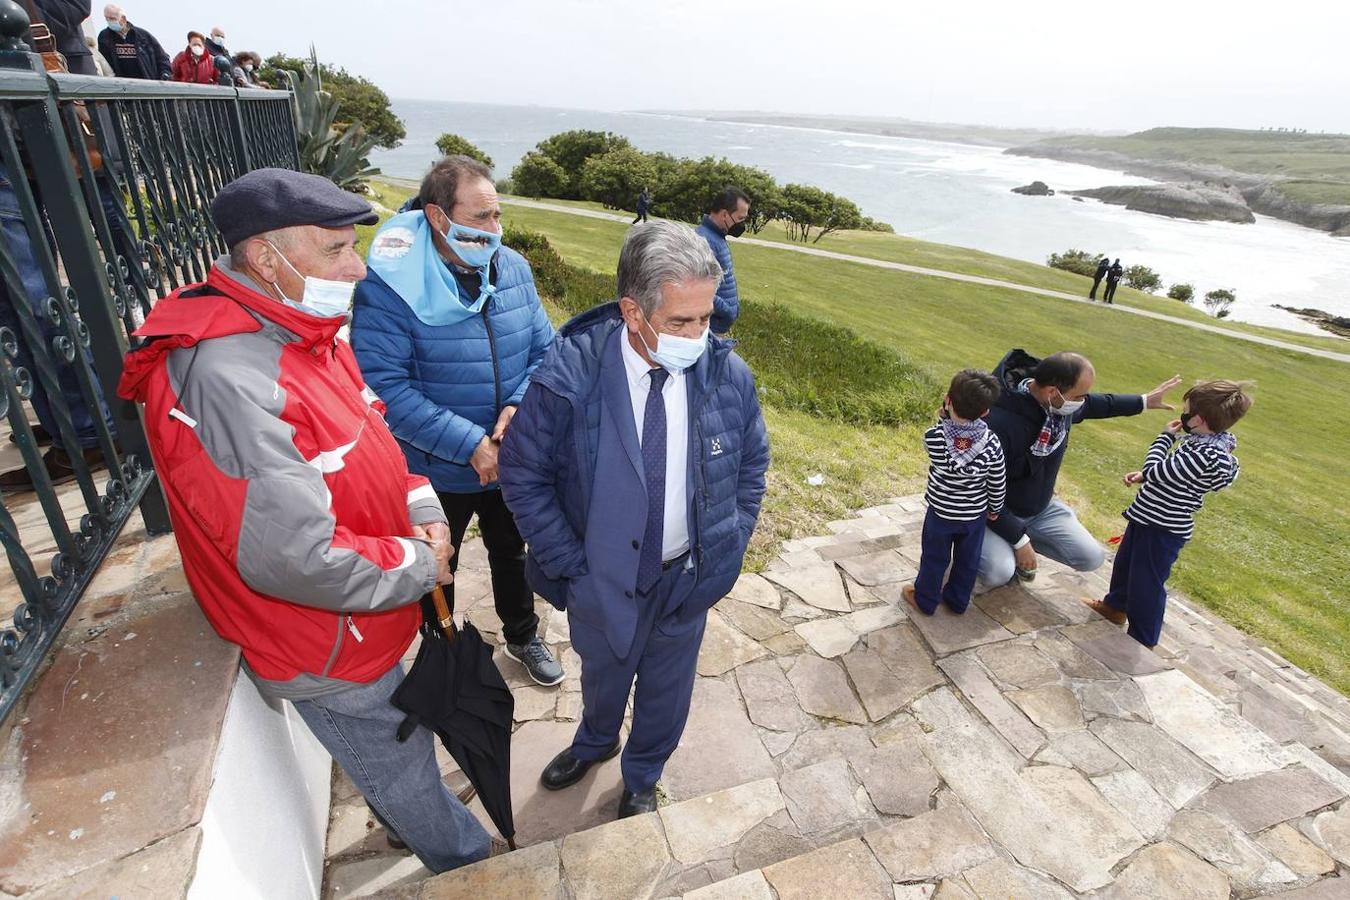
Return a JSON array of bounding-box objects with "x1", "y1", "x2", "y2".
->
[{"x1": 393, "y1": 585, "x2": 517, "y2": 849}]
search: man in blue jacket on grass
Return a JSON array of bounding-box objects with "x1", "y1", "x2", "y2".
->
[
  {"x1": 352, "y1": 155, "x2": 563, "y2": 686},
  {"x1": 695, "y1": 186, "x2": 751, "y2": 335},
  {"x1": 499, "y1": 221, "x2": 770, "y2": 819}
]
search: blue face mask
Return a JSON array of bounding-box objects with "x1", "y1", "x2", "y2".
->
[
  {"x1": 640, "y1": 313, "x2": 708, "y2": 374},
  {"x1": 440, "y1": 220, "x2": 501, "y2": 270}
]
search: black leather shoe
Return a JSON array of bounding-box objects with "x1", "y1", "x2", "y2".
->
[
  {"x1": 540, "y1": 740, "x2": 620, "y2": 791},
  {"x1": 617, "y1": 787, "x2": 658, "y2": 818}
]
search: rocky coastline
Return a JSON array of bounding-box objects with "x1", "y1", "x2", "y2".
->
[
  {"x1": 1272, "y1": 305, "x2": 1350, "y2": 338},
  {"x1": 1066, "y1": 183, "x2": 1255, "y2": 224},
  {"x1": 1004, "y1": 144, "x2": 1350, "y2": 235}
]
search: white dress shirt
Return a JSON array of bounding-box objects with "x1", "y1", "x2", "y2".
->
[{"x1": 619, "y1": 331, "x2": 690, "y2": 562}]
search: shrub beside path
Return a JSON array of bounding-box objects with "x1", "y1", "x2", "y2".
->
[
  {"x1": 322, "y1": 496, "x2": 1350, "y2": 899},
  {"x1": 494, "y1": 196, "x2": 1350, "y2": 366}
]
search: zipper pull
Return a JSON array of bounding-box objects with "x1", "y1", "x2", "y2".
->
[{"x1": 346, "y1": 616, "x2": 364, "y2": 642}]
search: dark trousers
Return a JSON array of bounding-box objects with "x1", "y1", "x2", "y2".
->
[
  {"x1": 1102, "y1": 521, "x2": 1186, "y2": 647},
  {"x1": 1104, "y1": 280, "x2": 1119, "y2": 303},
  {"x1": 1089, "y1": 275, "x2": 1104, "y2": 299},
  {"x1": 437, "y1": 488, "x2": 538, "y2": 646},
  {"x1": 569, "y1": 561, "x2": 702, "y2": 792},
  {"x1": 632, "y1": 211, "x2": 648, "y2": 224},
  {"x1": 915, "y1": 508, "x2": 985, "y2": 614}
]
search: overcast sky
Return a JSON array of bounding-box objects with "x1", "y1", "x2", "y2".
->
[{"x1": 106, "y1": 0, "x2": 1348, "y2": 133}]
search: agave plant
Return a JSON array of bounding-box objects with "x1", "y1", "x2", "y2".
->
[{"x1": 280, "y1": 67, "x2": 380, "y2": 192}]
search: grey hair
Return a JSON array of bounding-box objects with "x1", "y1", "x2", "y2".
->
[
  {"x1": 228, "y1": 228, "x2": 294, "y2": 270},
  {"x1": 616, "y1": 221, "x2": 723, "y2": 317}
]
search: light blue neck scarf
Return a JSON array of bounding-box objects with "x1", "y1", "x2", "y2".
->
[{"x1": 366, "y1": 210, "x2": 495, "y2": 326}]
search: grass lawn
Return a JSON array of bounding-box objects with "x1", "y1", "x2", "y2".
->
[{"x1": 361, "y1": 178, "x2": 1350, "y2": 694}]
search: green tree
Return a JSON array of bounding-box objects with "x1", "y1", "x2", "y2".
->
[
  {"x1": 1124, "y1": 264, "x2": 1162, "y2": 293},
  {"x1": 511, "y1": 151, "x2": 569, "y2": 198},
  {"x1": 1047, "y1": 249, "x2": 1105, "y2": 278},
  {"x1": 262, "y1": 54, "x2": 406, "y2": 149},
  {"x1": 779, "y1": 183, "x2": 864, "y2": 243},
  {"x1": 533, "y1": 130, "x2": 633, "y2": 198},
  {"x1": 1167, "y1": 283, "x2": 1195, "y2": 303},
  {"x1": 1203, "y1": 288, "x2": 1236, "y2": 319},
  {"x1": 433, "y1": 133, "x2": 493, "y2": 169},
  {"x1": 578, "y1": 147, "x2": 659, "y2": 210}
]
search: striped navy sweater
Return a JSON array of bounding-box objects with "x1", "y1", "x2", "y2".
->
[
  {"x1": 1124, "y1": 432, "x2": 1240, "y2": 539},
  {"x1": 923, "y1": 425, "x2": 1007, "y2": 522}
]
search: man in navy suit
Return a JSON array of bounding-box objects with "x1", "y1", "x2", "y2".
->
[{"x1": 499, "y1": 221, "x2": 770, "y2": 819}]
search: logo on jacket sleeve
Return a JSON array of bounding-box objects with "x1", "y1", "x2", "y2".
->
[{"x1": 710, "y1": 437, "x2": 724, "y2": 457}]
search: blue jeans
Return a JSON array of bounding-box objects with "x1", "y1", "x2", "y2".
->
[
  {"x1": 1102, "y1": 522, "x2": 1186, "y2": 647},
  {"x1": 978, "y1": 498, "x2": 1108, "y2": 585},
  {"x1": 569, "y1": 560, "x2": 703, "y2": 792},
  {"x1": 914, "y1": 509, "x2": 985, "y2": 614},
  {"x1": 0, "y1": 163, "x2": 114, "y2": 451},
  {"x1": 291, "y1": 664, "x2": 492, "y2": 873}
]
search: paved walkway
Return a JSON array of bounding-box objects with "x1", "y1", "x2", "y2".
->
[
  {"x1": 490, "y1": 195, "x2": 1350, "y2": 365},
  {"x1": 322, "y1": 495, "x2": 1350, "y2": 899}
]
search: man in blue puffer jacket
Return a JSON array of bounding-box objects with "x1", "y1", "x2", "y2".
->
[
  {"x1": 352, "y1": 156, "x2": 563, "y2": 686},
  {"x1": 499, "y1": 221, "x2": 770, "y2": 820},
  {"x1": 695, "y1": 186, "x2": 751, "y2": 335}
]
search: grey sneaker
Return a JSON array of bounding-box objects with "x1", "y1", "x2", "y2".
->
[{"x1": 505, "y1": 637, "x2": 565, "y2": 686}]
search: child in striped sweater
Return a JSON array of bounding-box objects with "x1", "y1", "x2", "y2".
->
[
  {"x1": 1085, "y1": 380, "x2": 1252, "y2": 647},
  {"x1": 905, "y1": 370, "x2": 1007, "y2": 616}
]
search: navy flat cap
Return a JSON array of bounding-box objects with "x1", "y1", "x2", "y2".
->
[{"x1": 211, "y1": 168, "x2": 379, "y2": 248}]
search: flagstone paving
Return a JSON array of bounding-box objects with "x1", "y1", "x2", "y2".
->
[{"x1": 317, "y1": 495, "x2": 1350, "y2": 899}]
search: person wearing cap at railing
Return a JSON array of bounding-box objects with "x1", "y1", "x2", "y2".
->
[{"x1": 117, "y1": 168, "x2": 499, "y2": 872}]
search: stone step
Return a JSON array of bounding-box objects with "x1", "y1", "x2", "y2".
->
[{"x1": 327, "y1": 498, "x2": 1350, "y2": 899}]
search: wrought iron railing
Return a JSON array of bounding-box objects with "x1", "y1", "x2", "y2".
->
[{"x1": 0, "y1": 5, "x2": 301, "y2": 722}]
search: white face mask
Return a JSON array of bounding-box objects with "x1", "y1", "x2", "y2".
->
[
  {"x1": 268, "y1": 242, "x2": 356, "y2": 318},
  {"x1": 190, "y1": 45, "x2": 204, "y2": 57},
  {"x1": 1048, "y1": 390, "x2": 1085, "y2": 417},
  {"x1": 639, "y1": 311, "x2": 708, "y2": 374}
]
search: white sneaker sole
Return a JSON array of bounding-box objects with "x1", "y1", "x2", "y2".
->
[{"x1": 503, "y1": 644, "x2": 565, "y2": 686}]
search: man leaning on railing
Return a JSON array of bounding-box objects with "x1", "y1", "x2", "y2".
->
[{"x1": 116, "y1": 169, "x2": 499, "y2": 873}]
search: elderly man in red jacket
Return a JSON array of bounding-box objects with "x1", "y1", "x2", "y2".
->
[{"x1": 118, "y1": 169, "x2": 494, "y2": 872}]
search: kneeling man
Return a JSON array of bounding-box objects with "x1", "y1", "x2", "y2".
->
[{"x1": 499, "y1": 222, "x2": 770, "y2": 818}]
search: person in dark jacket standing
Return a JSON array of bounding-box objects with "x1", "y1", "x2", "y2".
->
[
  {"x1": 499, "y1": 221, "x2": 770, "y2": 820},
  {"x1": 695, "y1": 186, "x2": 750, "y2": 335},
  {"x1": 98, "y1": 4, "x2": 169, "y2": 80},
  {"x1": 352, "y1": 155, "x2": 563, "y2": 688},
  {"x1": 29, "y1": 0, "x2": 98, "y2": 75},
  {"x1": 1089, "y1": 255, "x2": 1110, "y2": 300},
  {"x1": 1103, "y1": 258, "x2": 1124, "y2": 304},
  {"x1": 632, "y1": 186, "x2": 652, "y2": 225},
  {"x1": 980, "y1": 349, "x2": 1180, "y2": 586},
  {"x1": 204, "y1": 25, "x2": 228, "y2": 59},
  {"x1": 171, "y1": 31, "x2": 217, "y2": 84}
]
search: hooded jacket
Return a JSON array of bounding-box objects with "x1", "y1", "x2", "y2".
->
[
  {"x1": 117, "y1": 261, "x2": 444, "y2": 696},
  {"x1": 498, "y1": 303, "x2": 769, "y2": 657},
  {"x1": 171, "y1": 47, "x2": 218, "y2": 84},
  {"x1": 986, "y1": 349, "x2": 1143, "y2": 545}
]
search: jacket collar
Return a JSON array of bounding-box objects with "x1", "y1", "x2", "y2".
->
[
  {"x1": 207, "y1": 261, "x2": 346, "y2": 351},
  {"x1": 701, "y1": 214, "x2": 727, "y2": 238}
]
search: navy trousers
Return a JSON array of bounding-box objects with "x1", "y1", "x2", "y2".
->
[
  {"x1": 1102, "y1": 521, "x2": 1187, "y2": 647},
  {"x1": 915, "y1": 508, "x2": 985, "y2": 614},
  {"x1": 568, "y1": 561, "x2": 702, "y2": 792}
]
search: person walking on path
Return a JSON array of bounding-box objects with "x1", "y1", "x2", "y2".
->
[
  {"x1": 352, "y1": 155, "x2": 563, "y2": 687},
  {"x1": 499, "y1": 221, "x2": 770, "y2": 820},
  {"x1": 117, "y1": 169, "x2": 495, "y2": 873},
  {"x1": 98, "y1": 4, "x2": 169, "y2": 80},
  {"x1": 632, "y1": 186, "x2": 652, "y2": 225},
  {"x1": 1104, "y1": 258, "x2": 1124, "y2": 304},
  {"x1": 1089, "y1": 255, "x2": 1110, "y2": 300},
  {"x1": 171, "y1": 31, "x2": 217, "y2": 84},
  {"x1": 978, "y1": 349, "x2": 1181, "y2": 587},
  {"x1": 695, "y1": 186, "x2": 750, "y2": 335}
]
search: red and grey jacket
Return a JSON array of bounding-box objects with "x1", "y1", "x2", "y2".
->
[{"x1": 118, "y1": 262, "x2": 445, "y2": 697}]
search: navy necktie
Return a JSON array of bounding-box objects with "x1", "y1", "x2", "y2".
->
[{"x1": 637, "y1": 367, "x2": 668, "y2": 594}]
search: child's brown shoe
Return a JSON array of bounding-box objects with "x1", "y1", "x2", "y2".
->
[{"x1": 1082, "y1": 598, "x2": 1127, "y2": 626}]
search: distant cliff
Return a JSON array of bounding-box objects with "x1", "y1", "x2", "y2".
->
[
  {"x1": 1067, "y1": 183, "x2": 1255, "y2": 224},
  {"x1": 1005, "y1": 131, "x2": 1350, "y2": 235}
]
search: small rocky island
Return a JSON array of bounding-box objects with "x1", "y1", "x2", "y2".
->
[
  {"x1": 1273, "y1": 305, "x2": 1350, "y2": 337},
  {"x1": 1067, "y1": 182, "x2": 1256, "y2": 224},
  {"x1": 1011, "y1": 181, "x2": 1055, "y2": 196}
]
